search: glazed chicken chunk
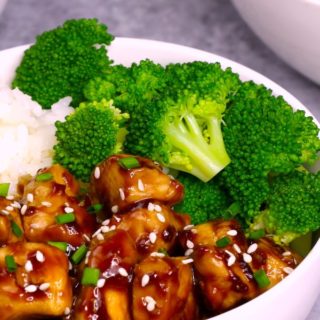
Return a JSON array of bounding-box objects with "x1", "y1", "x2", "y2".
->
[
  {"x1": 20, "y1": 164, "x2": 96, "y2": 246},
  {"x1": 0, "y1": 242, "x2": 72, "y2": 319},
  {"x1": 91, "y1": 155, "x2": 184, "y2": 213},
  {"x1": 132, "y1": 256, "x2": 198, "y2": 320}
]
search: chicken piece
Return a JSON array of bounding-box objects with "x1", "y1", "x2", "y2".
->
[
  {"x1": 74, "y1": 229, "x2": 138, "y2": 320},
  {"x1": 0, "y1": 242, "x2": 72, "y2": 319},
  {"x1": 132, "y1": 256, "x2": 198, "y2": 320},
  {"x1": 0, "y1": 197, "x2": 24, "y2": 245},
  {"x1": 250, "y1": 237, "x2": 301, "y2": 291},
  {"x1": 20, "y1": 164, "x2": 96, "y2": 246},
  {"x1": 96, "y1": 203, "x2": 189, "y2": 259},
  {"x1": 180, "y1": 220, "x2": 258, "y2": 314},
  {"x1": 91, "y1": 155, "x2": 184, "y2": 213}
]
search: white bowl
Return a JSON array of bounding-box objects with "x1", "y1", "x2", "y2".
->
[
  {"x1": 0, "y1": 38, "x2": 319, "y2": 320},
  {"x1": 231, "y1": 0, "x2": 320, "y2": 85}
]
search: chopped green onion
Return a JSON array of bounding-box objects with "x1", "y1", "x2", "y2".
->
[
  {"x1": 88, "y1": 203, "x2": 103, "y2": 214},
  {"x1": 227, "y1": 202, "x2": 241, "y2": 216},
  {"x1": 11, "y1": 221, "x2": 23, "y2": 238},
  {"x1": 35, "y1": 172, "x2": 53, "y2": 182},
  {"x1": 158, "y1": 248, "x2": 168, "y2": 256},
  {"x1": 216, "y1": 236, "x2": 231, "y2": 248},
  {"x1": 249, "y1": 229, "x2": 265, "y2": 240},
  {"x1": 48, "y1": 241, "x2": 68, "y2": 252},
  {"x1": 5, "y1": 255, "x2": 17, "y2": 272},
  {"x1": 55, "y1": 213, "x2": 75, "y2": 224},
  {"x1": 71, "y1": 245, "x2": 88, "y2": 264},
  {"x1": 81, "y1": 267, "x2": 100, "y2": 286},
  {"x1": 0, "y1": 183, "x2": 10, "y2": 197},
  {"x1": 253, "y1": 269, "x2": 271, "y2": 288},
  {"x1": 118, "y1": 157, "x2": 140, "y2": 170}
]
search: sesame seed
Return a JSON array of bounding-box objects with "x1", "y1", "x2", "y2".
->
[
  {"x1": 147, "y1": 202, "x2": 155, "y2": 211},
  {"x1": 25, "y1": 284, "x2": 37, "y2": 293},
  {"x1": 83, "y1": 234, "x2": 91, "y2": 242},
  {"x1": 186, "y1": 240, "x2": 194, "y2": 249},
  {"x1": 1, "y1": 209, "x2": 9, "y2": 215},
  {"x1": 39, "y1": 283, "x2": 50, "y2": 291},
  {"x1": 101, "y1": 226, "x2": 110, "y2": 233},
  {"x1": 191, "y1": 229, "x2": 198, "y2": 234},
  {"x1": 5, "y1": 206, "x2": 13, "y2": 211},
  {"x1": 64, "y1": 307, "x2": 71, "y2": 315},
  {"x1": 6, "y1": 195, "x2": 14, "y2": 200},
  {"x1": 227, "y1": 229, "x2": 238, "y2": 236},
  {"x1": 182, "y1": 258, "x2": 194, "y2": 264},
  {"x1": 65, "y1": 202, "x2": 70, "y2": 207},
  {"x1": 36, "y1": 251, "x2": 45, "y2": 263},
  {"x1": 119, "y1": 188, "x2": 125, "y2": 201},
  {"x1": 94, "y1": 167, "x2": 101, "y2": 179},
  {"x1": 243, "y1": 253, "x2": 252, "y2": 263},
  {"x1": 137, "y1": 179, "x2": 145, "y2": 192},
  {"x1": 27, "y1": 193, "x2": 34, "y2": 203},
  {"x1": 97, "y1": 278, "x2": 106, "y2": 288},
  {"x1": 149, "y1": 232, "x2": 157, "y2": 244},
  {"x1": 41, "y1": 201, "x2": 52, "y2": 207},
  {"x1": 97, "y1": 233, "x2": 104, "y2": 241},
  {"x1": 109, "y1": 225, "x2": 116, "y2": 231},
  {"x1": 143, "y1": 296, "x2": 156, "y2": 312},
  {"x1": 118, "y1": 267, "x2": 128, "y2": 277},
  {"x1": 25, "y1": 260, "x2": 33, "y2": 272},
  {"x1": 225, "y1": 250, "x2": 236, "y2": 267},
  {"x1": 113, "y1": 216, "x2": 121, "y2": 222},
  {"x1": 92, "y1": 228, "x2": 102, "y2": 238},
  {"x1": 64, "y1": 207, "x2": 74, "y2": 213},
  {"x1": 183, "y1": 224, "x2": 194, "y2": 231},
  {"x1": 141, "y1": 274, "x2": 150, "y2": 287},
  {"x1": 282, "y1": 251, "x2": 291, "y2": 257},
  {"x1": 283, "y1": 267, "x2": 294, "y2": 274},
  {"x1": 185, "y1": 248, "x2": 194, "y2": 256},
  {"x1": 111, "y1": 205, "x2": 119, "y2": 213},
  {"x1": 233, "y1": 244, "x2": 242, "y2": 254},
  {"x1": 21, "y1": 205, "x2": 28, "y2": 215},
  {"x1": 12, "y1": 201, "x2": 21, "y2": 209},
  {"x1": 247, "y1": 243, "x2": 258, "y2": 254},
  {"x1": 102, "y1": 219, "x2": 110, "y2": 226},
  {"x1": 156, "y1": 213, "x2": 165, "y2": 223},
  {"x1": 69, "y1": 261, "x2": 73, "y2": 270},
  {"x1": 150, "y1": 252, "x2": 165, "y2": 258},
  {"x1": 154, "y1": 204, "x2": 162, "y2": 212}
]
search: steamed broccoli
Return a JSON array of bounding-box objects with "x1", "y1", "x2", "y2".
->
[
  {"x1": 53, "y1": 99, "x2": 129, "y2": 181},
  {"x1": 12, "y1": 18, "x2": 114, "y2": 109},
  {"x1": 249, "y1": 169, "x2": 320, "y2": 245},
  {"x1": 174, "y1": 172, "x2": 230, "y2": 225},
  {"x1": 221, "y1": 81, "x2": 320, "y2": 220}
]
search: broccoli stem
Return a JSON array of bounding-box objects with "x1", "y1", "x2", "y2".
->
[{"x1": 165, "y1": 114, "x2": 230, "y2": 182}]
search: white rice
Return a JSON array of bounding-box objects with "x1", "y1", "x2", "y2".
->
[{"x1": 0, "y1": 87, "x2": 74, "y2": 194}]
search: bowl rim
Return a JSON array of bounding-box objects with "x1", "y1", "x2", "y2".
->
[{"x1": 0, "y1": 37, "x2": 319, "y2": 319}]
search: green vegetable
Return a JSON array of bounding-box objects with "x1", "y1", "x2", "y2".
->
[
  {"x1": 12, "y1": 18, "x2": 114, "y2": 108},
  {"x1": 35, "y1": 172, "x2": 53, "y2": 182},
  {"x1": 248, "y1": 229, "x2": 265, "y2": 240},
  {"x1": 48, "y1": 241, "x2": 68, "y2": 252},
  {"x1": 88, "y1": 204, "x2": 103, "y2": 214},
  {"x1": 221, "y1": 81, "x2": 320, "y2": 220},
  {"x1": 5, "y1": 255, "x2": 17, "y2": 272},
  {"x1": 11, "y1": 221, "x2": 23, "y2": 237},
  {"x1": 249, "y1": 169, "x2": 320, "y2": 245},
  {"x1": 253, "y1": 270, "x2": 271, "y2": 288},
  {"x1": 81, "y1": 267, "x2": 100, "y2": 286},
  {"x1": 55, "y1": 213, "x2": 76, "y2": 224},
  {"x1": 71, "y1": 244, "x2": 88, "y2": 264},
  {"x1": 0, "y1": 183, "x2": 10, "y2": 197},
  {"x1": 216, "y1": 236, "x2": 231, "y2": 248},
  {"x1": 54, "y1": 99, "x2": 129, "y2": 182},
  {"x1": 174, "y1": 172, "x2": 230, "y2": 224},
  {"x1": 118, "y1": 157, "x2": 140, "y2": 169}
]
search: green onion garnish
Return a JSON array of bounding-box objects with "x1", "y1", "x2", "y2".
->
[
  {"x1": 249, "y1": 229, "x2": 265, "y2": 240},
  {"x1": 5, "y1": 255, "x2": 17, "y2": 272},
  {"x1": 158, "y1": 248, "x2": 168, "y2": 256},
  {"x1": 81, "y1": 267, "x2": 100, "y2": 286},
  {"x1": 216, "y1": 236, "x2": 231, "y2": 248},
  {"x1": 71, "y1": 244, "x2": 88, "y2": 264},
  {"x1": 48, "y1": 241, "x2": 68, "y2": 252},
  {"x1": 11, "y1": 221, "x2": 23, "y2": 238},
  {"x1": 253, "y1": 269, "x2": 271, "y2": 288},
  {"x1": 55, "y1": 213, "x2": 76, "y2": 224},
  {"x1": 118, "y1": 157, "x2": 140, "y2": 170},
  {"x1": 0, "y1": 183, "x2": 10, "y2": 197},
  {"x1": 35, "y1": 172, "x2": 53, "y2": 182},
  {"x1": 88, "y1": 204, "x2": 103, "y2": 214}
]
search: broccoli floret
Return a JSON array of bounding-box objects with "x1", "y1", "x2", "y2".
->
[
  {"x1": 174, "y1": 172, "x2": 230, "y2": 225},
  {"x1": 221, "y1": 81, "x2": 320, "y2": 219},
  {"x1": 249, "y1": 169, "x2": 320, "y2": 245},
  {"x1": 123, "y1": 61, "x2": 240, "y2": 182},
  {"x1": 53, "y1": 99, "x2": 129, "y2": 182},
  {"x1": 12, "y1": 18, "x2": 114, "y2": 109}
]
